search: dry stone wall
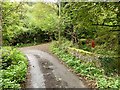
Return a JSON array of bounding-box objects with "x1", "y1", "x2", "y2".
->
[
  {"x1": 67, "y1": 47, "x2": 102, "y2": 67},
  {"x1": 67, "y1": 47, "x2": 119, "y2": 72}
]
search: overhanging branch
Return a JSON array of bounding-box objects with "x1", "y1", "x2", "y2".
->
[{"x1": 92, "y1": 24, "x2": 120, "y2": 27}]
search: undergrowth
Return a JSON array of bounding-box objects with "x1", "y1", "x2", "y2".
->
[
  {"x1": 1, "y1": 47, "x2": 28, "y2": 89},
  {"x1": 50, "y1": 41, "x2": 120, "y2": 88}
]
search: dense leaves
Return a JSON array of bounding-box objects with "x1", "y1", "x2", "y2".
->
[
  {"x1": 1, "y1": 1, "x2": 120, "y2": 89},
  {"x1": 1, "y1": 47, "x2": 28, "y2": 88},
  {"x1": 25, "y1": 3, "x2": 58, "y2": 31},
  {"x1": 2, "y1": 2, "x2": 58, "y2": 46},
  {"x1": 60, "y1": 2, "x2": 119, "y2": 54},
  {"x1": 2, "y1": 2, "x2": 25, "y2": 45}
]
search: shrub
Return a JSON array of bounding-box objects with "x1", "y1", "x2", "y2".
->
[{"x1": 1, "y1": 47, "x2": 28, "y2": 88}]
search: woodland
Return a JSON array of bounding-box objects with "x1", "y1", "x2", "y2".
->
[{"x1": 0, "y1": 1, "x2": 120, "y2": 88}]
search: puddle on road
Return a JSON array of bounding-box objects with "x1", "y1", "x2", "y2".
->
[{"x1": 35, "y1": 55, "x2": 68, "y2": 88}]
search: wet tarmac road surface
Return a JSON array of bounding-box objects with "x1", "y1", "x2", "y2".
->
[{"x1": 19, "y1": 44, "x2": 87, "y2": 88}]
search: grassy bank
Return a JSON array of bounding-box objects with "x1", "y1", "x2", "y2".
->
[{"x1": 50, "y1": 41, "x2": 120, "y2": 88}]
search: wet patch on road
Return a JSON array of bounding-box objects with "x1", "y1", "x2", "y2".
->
[
  {"x1": 19, "y1": 48, "x2": 86, "y2": 88},
  {"x1": 36, "y1": 55, "x2": 68, "y2": 88}
]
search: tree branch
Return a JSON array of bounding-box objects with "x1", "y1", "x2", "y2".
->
[{"x1": 92, "y1": 24, "x2": 120, "y2": 27}]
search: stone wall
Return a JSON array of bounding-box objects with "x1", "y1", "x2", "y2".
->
[
  {"x1": 67, "y1": 47, "x2": 119, "y2": 72},
  {"x1": 67, "y1": 47, "x2": 102, "y2": 67}
]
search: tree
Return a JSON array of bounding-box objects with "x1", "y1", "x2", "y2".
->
[
  {"x1": 1, "y1": 2, "x2": 26, "y2": 45},
  {"x1": 60, "y1": 2, "x2": 119, "y2": 53},
  {"x1": 26, "y1": 3, "x2": 58, "y2": 32}
]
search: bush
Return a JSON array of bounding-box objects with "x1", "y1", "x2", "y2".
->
[
  {"x1": 1, "y1": 47, "x2": 28, "y2": 88},
  {"x1": 12, "y1": 27, "x2": 56, "y2": 46},
  {"x1": 99, "y1": 56, "x2": 119, "y2": 75},
  {"x1": 2, "y1": 2, "x2": 57, "y2": 46}
]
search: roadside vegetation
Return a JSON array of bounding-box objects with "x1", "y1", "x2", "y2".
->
[
  {"x1": 1, "y1": 1, "x2": 120, "y2": 89},
  {"x1": 1, "y1": 47, "x2": 28, "y2": 88},
  {"x1": 50, "y1": 40, "x2": 120, "y2": 88},
  {"x1": 2, "y1": 2, "x2": 58, "y2": 46},
  {"x1": 49, "y1": 2, "x2": 120, "y2": 88},
  {"x1": 1, "y1": 1, "x2": 58, "y2": 88}
]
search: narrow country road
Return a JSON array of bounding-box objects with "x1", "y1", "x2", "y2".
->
[{"x1": 19, "y1": 43, "x2": 87, "y2": 88}]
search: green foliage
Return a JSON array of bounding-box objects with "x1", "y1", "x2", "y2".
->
[
  {"x1": 2, "y1": 47, "x2": 27, "y2": 69},
  {"x1": 68, "y1": 47, "x2": 119, "y2": 75},
  {"x1": 13, "y1": 27, "x2": 55, "y2": 45},
  {"x1": 26, "y1": 3, "x2": 58, "y2": 31},
  {"x1": 50, "y1": 41, "x2": 120, "y2": 88},
  {"x1": 2, "y1": 2, "x2": 58, "y2": 46},
  {"x1": 1, "y1": 47, "x2": 28, "y2": 88},
  {"x1": 99, "y1": 56, "x2": 119, "y2": 75},
  {"x1": 60, "y1": 2, "x2": 119, "y2": 54},
  {"x1": 1, "y1": 78, "x2": 20, "y2": 88},
  {"x1": 2, "y1": 2, "x2": 26, "y2": 45}
]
